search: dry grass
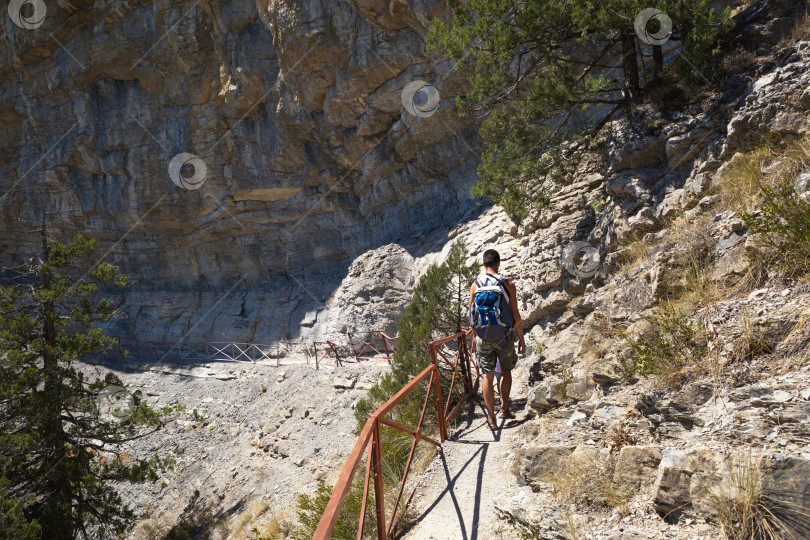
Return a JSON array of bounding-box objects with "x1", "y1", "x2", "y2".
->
[
  {"x1": 714, "y1": 146, "x2": 773, "y2": 214},
  {"x1": 549, "y1": 453, "x2": 632, "y2": 510},
  {"x1": 658, "y1": 214, "x2": 730, "y2": 311},
  {"x1": 729, "y1": 310, "x2": 774, "y2": 363},
  {"x1": 604, "y1": 418, "x2": 639, "y2": 453},
  {"x1": 245, "y1": 507, "x2": 296, "y2": 540},
  {"x1": 720, "y1": 47, "x2": 758, "y2": 74},
  {"x1": 780, "y1": 13, "x2": 810, "y2": 47},
  {"x1": 777, "y1": 308, "x2": 810, "y2": 362},
  {"x1": 698, "y1": 451, "x2": 810, "y2": 540},
  {"x1": 618, "y1": 303, "x2": 720, "y2": 388},
  {"x1": 132, "y1": 517, "x2": 172, "y2": 540},
  {"x1": 714, "y1": 136, "x2": 810, "y2": 215},
  {"x1": 614, "y1": 234, "x2": 654, "y2": 273},
  {"x1": 226, "y1": 500, "x2": 287, "y2": 540}
]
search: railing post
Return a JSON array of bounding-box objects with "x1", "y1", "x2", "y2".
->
[
  {"x1": 371, "y1": 417, "x2": 387, "y2": 540},
  {"x1": 348, "y1": 332, "x2": 360, "y2": 361},
  {"x1": 429, "y1": 345, "x2": 447, "y2": 442},
  {"x1": 382, "y1": 334, "x2": 391, "y2": 362},
  {"x1": 329, "y1": 341, "x2": 341, "y2": 368}
]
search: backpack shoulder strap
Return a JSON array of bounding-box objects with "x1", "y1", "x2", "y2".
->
[{"x1": 485, "y1": 273, "x2": 511, "y2": 299}]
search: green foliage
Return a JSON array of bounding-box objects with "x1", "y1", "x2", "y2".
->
[
  {"x1": 355, "y1": 240, "x2": 478, "y2": 426},
  {"x1": 285, "y1": 241, "x2": 478, "y2": 539},
  {"x1": 618, "y1": 307, "x2": 709, "y2": 388},
  {"x1": 673, "y1": 1, "x2": 733, "y2": 87},
  {"x1": 0, "y1": 234, "x2": 171, "y2": 539},
  {"x1": 428, "y1": 0, "x2": 733, "y2": 218},
  {"x1": 0, "y1": 478, "x2": 40, "y2": 540},
  {"x1": 286, "y1": 483, "x2": 368, "y2": 540},
  {"x1": 743, "y1": 179, "x2": 810, "y2": 278}
]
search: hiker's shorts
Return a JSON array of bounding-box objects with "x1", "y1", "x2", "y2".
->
[{"x1": 476, "y1": 329, "x2": 517, "y2": 375}]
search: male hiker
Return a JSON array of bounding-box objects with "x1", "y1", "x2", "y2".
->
[{"x1": 468, "y1": 249, "x2": 526, "y2": 429}]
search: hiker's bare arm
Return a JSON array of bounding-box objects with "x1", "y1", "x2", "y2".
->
[
  {"x1": 468, "y1": 283, "x2": 477, "y2": 316},
  {"x1": 506, "y1": 280, "x2": 526, "y2": 354}
]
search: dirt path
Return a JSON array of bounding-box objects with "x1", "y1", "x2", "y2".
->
[{"x1": 401, "y1": 373, "x2": 530, "y2": 540}]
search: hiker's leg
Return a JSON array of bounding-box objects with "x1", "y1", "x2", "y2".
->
[
  {"x1": 482, "y1": 371, "x2": 497, "y2": 423},
  {"x1": 498, "y1": 331, "x2": 518, "y2": 413},
  {"x1": 500, "y1": 369, "x2": 512, "y2": 412}
]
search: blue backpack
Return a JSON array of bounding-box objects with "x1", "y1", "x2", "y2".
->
[{"x1": 470, "y1": 273, "x2": 513, "y2": 341}]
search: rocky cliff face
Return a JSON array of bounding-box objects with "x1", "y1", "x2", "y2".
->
[
  {"x1": 107, "y1": 36, "x2": 810, "y2": 536},
  {"x1": 0, "y1": 0, "x2": 479, "y2": 343}
]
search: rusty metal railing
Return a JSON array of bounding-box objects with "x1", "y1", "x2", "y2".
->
[
  {"x1": 108, "y1": 332, "x2": 394, "y2": 370},
  {"x1": 429, "y1": 328, "x2": 478, "y2": 426},
  {"x1": 312, "y1": 328, "x2": 477, "y2": 540},
  {"x1": 313, "y1": 340, "x2": 353, "y2": 369},
  {"x1": 348, "y1": 331, "x2": 398, "y2": 363}
]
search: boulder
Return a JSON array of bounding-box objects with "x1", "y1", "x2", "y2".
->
[
  {"x1": 653, "y1": 450, "x2": 693, "y2": 521},
  {"x1": 607, "y1": 135, "x2": 667, "y2": 174},
  {"x1": 332, "y1": 376, "x2": 355, "y2": 389},
  {"x1": 710, "y1": 244, "x2": 750, "y2": 284},
  {"x1": 666, "y1": 127, "x2": 714, "y2": 171},
  {"x1": 590, "y1": 355, "x2": 623, "y2": 385},
  {"x1": 613, "y1": 446, "x2": 663, "y2": 490},
  {"x1": 528, "y1": 378, "x2": 567, "y2": 411},
  {"x1": 514, "y1": 445, "x2": 577, "y2": 486},
  {"x1": 565, "y1": 376, "x2": 596, "y2": 402}
]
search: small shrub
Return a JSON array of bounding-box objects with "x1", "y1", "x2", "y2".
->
[
  {"x1": 604, "y1": 419, "x2": 638, "y2": 453},
  {"x1": 743, "y1": 178, "x2": 810, "y2": 278},
  {"x1": 699, "y1": 452, "x2": 810, "y2": 540},
  {"x1": 719, "y1": 47, "x2": 758, "y2": 75},
  {"x1": 618, "y1": 306, "x2": 711, "y2": 388},
  {"x1": 590, "y1": 196, "x2": 605, "y2": 213},
  {"x1": 287, "y1": 482, "x2": 368, "y2": 540}
]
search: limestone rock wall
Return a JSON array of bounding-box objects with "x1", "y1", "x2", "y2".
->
[{"x1": 0, "y1": 0, "x2": 478, "y2": 343}]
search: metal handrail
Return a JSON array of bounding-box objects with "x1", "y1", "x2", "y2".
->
[
  {"x1": 348, "y1": 331, "x2": 399, "y2": 363},
  {"x1": 107, "y1": 332, "x2": 394, "y2": 370},
  {"x1": 312, "y1": 328, "x2": 477, "y2": 540}
]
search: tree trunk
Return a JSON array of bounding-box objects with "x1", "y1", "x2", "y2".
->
[
  {"x1": 40, "y1": 222, "x2": 74, "y2": 540},
  {"x1": 653, "y1": 44, "x2": 663, "y2": 74},
  {"x1": 621, "y1": 26, "x2": 640, "y2": 101},
  {"x1": 456, "y1": 262, "x2": 471, "y2": 388}
]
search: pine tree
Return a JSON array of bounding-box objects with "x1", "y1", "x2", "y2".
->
[
  {"x1": 355, "y1": 240, "x2": 478, "y2": 425},
  {"x1": 0, "y1": 231, "x2": 170, "y2": 539},
  {"x1": 428, "y1": 0, "x2": 731, "y2": 219}
]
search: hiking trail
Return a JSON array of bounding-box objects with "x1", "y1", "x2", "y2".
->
[{"x1": 401, "y1": 367, "x2": 530, "y2": 540}]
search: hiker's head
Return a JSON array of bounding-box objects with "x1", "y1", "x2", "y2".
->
[{"x1": 482, "y1": 249, "x2": 500, "y2": 271}]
